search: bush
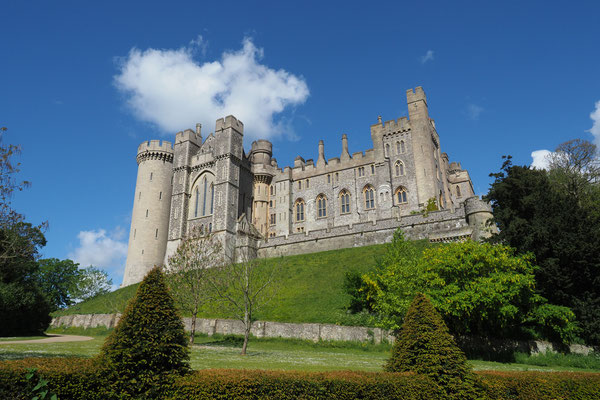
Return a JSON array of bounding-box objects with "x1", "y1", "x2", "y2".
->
[
  {"x1": 97, "y1": 266, "x2": 190, "y2": 397},
  {"x1": 386, "y1": 293, "x2": 479, "y2": 399},
  {"x1": 1, "y1": 361, "x2": 599, "y2": 400}
]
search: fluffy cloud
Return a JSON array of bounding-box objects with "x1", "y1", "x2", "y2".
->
[
  {"x1": 420, "y1": 50, "x2": 434, "y2": 64},
  {"x1": 589, "y1": 100, "x2": 600, "y2": 146},
  {"x1": 68, "y1": 229, "x2": 128, "y2": 271},
  {"x1": 530, "y1": 149, "x2": 552, "y2": 169},
  {"x1": 114, "y1": 38, "x2": 309, "y2": 140}
]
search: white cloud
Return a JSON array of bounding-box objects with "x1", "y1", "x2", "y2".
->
[
  {"x1": 420, "y1": 50, "x2": 434, "y2": 64},
  {"x1": 531, "y1": 149, "x2": 552, "y2": 169},
  {"x1": 589, "y1": 100, "x2": 600, "y2": 147},
  {"x1": 114, "y1": 38, "x2": 309, "y2": 140},
  {"x1": 466, "y1": 103, "x2": 484, "y2": 120},
  {"x1": 68, "y1": 229, "x2": 128, "y2": 271}
]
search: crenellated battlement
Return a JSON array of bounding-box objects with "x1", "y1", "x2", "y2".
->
[
  {"x1": 175, "y1": 129, "x2": 202, "y2": 146},
  {"x1": 136, "y1": 140, "x2": 174, "y2": 164},
  {"x1": 216, "y1": 115, "x2": 244, "y2": 133},
  {"x1": 406, "y1": 86, "x2": 427, "y2": 105}
]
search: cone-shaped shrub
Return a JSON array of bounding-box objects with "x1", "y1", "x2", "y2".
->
[
  {"x1": 98, "y1": 267, "x2": 190, "y2": 396},
  {"x1": 385, "y1": 293, "x2": 478, "y2": 399}
]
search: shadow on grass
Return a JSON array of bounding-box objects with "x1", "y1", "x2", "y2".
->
[{"x1": 0, "y1": 352, "x2": 92, "y2": 361}]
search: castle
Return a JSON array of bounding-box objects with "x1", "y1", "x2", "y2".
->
[{"x1": 122, "y1": 87, "x2": 494, "y2": 286}]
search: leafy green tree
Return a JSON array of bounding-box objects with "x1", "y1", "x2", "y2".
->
[
  {"x1": 37, "y1": 258, "x2": 80, "y2": 310},
  {"x1": 486, "y1": 155, "x2": 600, "y2": 344},
  {"x1": 72, "y1": 265, "x2": 113, "y2": 303},
  {"x1": 386, "y1": 293, "x2": 478, "y2": 399},
  {"x1": 362, "y1": 230, "x2": 577, "y2": 343},
  {"x1": 98, "y1": 267, "x2": 189, "y2": 397},
  {"x1": 0, "y1": 127, "x2": 51, "y2": 335}
]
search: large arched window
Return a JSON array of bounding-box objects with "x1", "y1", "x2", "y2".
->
[
  {"x1": 295, "y1": 199, "x2": 305, "y2": 222},
  {"x1": 363, "y1": 185, "x2": 375, "y2": 209},
  {"x1": 395, "y1": 187, "x2": 408, "y2": 204},
  {"x1": 190, "y1": 172, "x2": 215, "y2": 219},
  {"x1": 395, "y1": 160, "x2": 405, "y2": 176},
  {"x1": 339, "y1": 189, "x2": 351, "y2": 214},
  {"x1": 317, "y1": 194, "x2": 327, "y2": 218}
]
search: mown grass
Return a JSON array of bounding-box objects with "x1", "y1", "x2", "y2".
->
[
  {"x1": 0, "y1": 336, "x2": 48, "y2": 341},
  {"x1": 514, "y1": 351, "x2": 600, "y2": 370},
  {"x1": 54, "y1": 242, "x2": 434, "y2": 325},
  {"x1": 2, "y1": 332, "x2": 599, "y2": 373}
]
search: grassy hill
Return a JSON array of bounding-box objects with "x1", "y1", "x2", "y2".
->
[{"x1": 55, "y1": 241, "x2": 431, "y2": 326}]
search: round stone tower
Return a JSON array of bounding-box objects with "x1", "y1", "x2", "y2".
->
[
  {"x1": 122, "y1": 140, "x2": 174, "y2": 286},
  {"x1": 250, "y1": 140, "x2": 273, "y2": 237},
  {"x1": 464, "y1": 196, "x2": 496, "y2": 241}
]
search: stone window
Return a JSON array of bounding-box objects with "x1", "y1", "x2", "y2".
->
[
  {"x1": 335, "y1": 172, "x2": 339, "y2": 181},
  {"x1": 357, "y1": 166, "x2": 365, "y2": 177},
  {"x1": 270, "y1": 213, "x2": 276, "y2": 225},
  {"x1": 456, "y1": 185, "x2": 461, "y2": 197},
  {"x1": 191, "y1": 172, "x2": 215, "y2": 218},
  {"x1": 209, "y1": 223, "x2": 212, "y2": 233},
  {"x1": 396, "y1": 141, "x2": 401, "y2": 154},
  {"x1": 150, "y1": 172, "x2": 153, "y2": 181},
  {"x1": 327, "y1": 174, "x2": 331, "y2": 183},
  {"x1": 371, "y1": 164, "x2": 375, "y2": 175},
  {"x1": 363, "y1": 186, "x2": 375, "y2": 210},
  {"x1": 395, "y1": 187, "x2": 408, "y2": 204},
  {"x1": 401, "y1": 140, "x2": 406, "y2": 153},
  {"x1": 270, "y1": 185, "x2": 275, "y2": 195},
  {"x1": 146, "y1": 209, "x2": 149, "y2": 218},
  {"x1": 395, "y1": 161, "x2": 405, "y2": 176},
  {"x1": 295, "y1": 199, "x2": 305, "y2": 222},
  {"x1": 385, "y1": 143, "x2": 390, "y2": 157},
  {"x1": 155, "y1": 228, "x2": 158, "y2": 239},
  {"x1": 298, "y1": 181, "x2": 302, "y2": 190},
  {"x1": 317, "y1": 194, "x2": 327, "y2": 218},
  {"x1": 138, "y1": 192, "x2": 141, "y2": 200},
  {"x1": 159, "y1": 191, "x2": 162, "y2": 200},
  {"x1": 339, "y1": 190, "x2": 350, "y2": 214},
  {"x1": 306, "y1": 179, "x2": 309, "y2": 188}
]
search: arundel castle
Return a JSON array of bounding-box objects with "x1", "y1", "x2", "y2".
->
[{"x1": 122, "y1": 87, "x2": 494, "y2": 286}]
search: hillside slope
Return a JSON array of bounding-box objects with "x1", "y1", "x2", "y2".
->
[{"x1": 55, "y1": 241, "x2": 430, "y2": 326}]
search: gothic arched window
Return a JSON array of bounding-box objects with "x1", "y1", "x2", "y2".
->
[
  {"x1": 385, "y1": 143, "x2": 390, "y2": 157},
  {"x1": 190, "y1": 171, "x2": 216, "y2": 219},
  {"x1": 396, "y1": 141, "x2": 401, "y2": 154},
  {"x1": 456, "y1": 185, "x2": 462, "y2": 198},
  {"x1": 395, "y1": 160, "x2": 405, "y2": 176},
  {"x1": 363, "y1": 186, "x2": 375, "y2": 209},
  {"x1": 339, "y1": 189, "x2": 350, "y2": 214},
  {"x1": 295, "y1": 199, "x2": 305, "y2": 222},
  {"x1": 395, "y1": 187, "x2": 408, "y2": 204},
  {"x1": 317, "y1": 194, "x2": 327, "y2": 218},
  {"x1": 400, "y1": 140, "x2": 405, "y2": 153}
]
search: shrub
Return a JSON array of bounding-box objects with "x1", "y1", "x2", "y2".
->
[
  {"x1": 386, "y1": 293, "x2": 479, "y2": 399},
  {"x1": 97, "y1": 266, "x2": 190, "y2": 397}
]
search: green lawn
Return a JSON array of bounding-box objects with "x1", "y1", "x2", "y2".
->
[
  {"x1": 0, "y1": 336, "x2": 48, "y2": 342},
  {"x1": 1, "y1": 332, "x2": 598, "y2": 373},
  {"x1": 55, "y1": 243, "x2": 431, "y2": 325}
]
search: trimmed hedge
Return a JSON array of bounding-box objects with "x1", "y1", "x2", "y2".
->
[{"x1": 1, "y1": 358, "x2": 599, "y2": 399}]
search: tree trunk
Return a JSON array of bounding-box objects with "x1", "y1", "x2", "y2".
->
[
  {"x1": 241, "y1": 311, "x2": 251, "y2": 355},
  {"x1": 190, "y1": 305, "x2": 198, "y2": 345}
]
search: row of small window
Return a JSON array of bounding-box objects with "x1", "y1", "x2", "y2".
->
[
  {"x1": 384, "y1": 140, "x2": 406, "y2": 157},
  {"x1": 133, "y1": 228, "x2": 160, "y2": 239},
  {"x1": 291, "y1": 187, "x2": 409, "y2": 222},
  {"x1": 138, "y1": 192, "x2": 164, "y2": 200}
]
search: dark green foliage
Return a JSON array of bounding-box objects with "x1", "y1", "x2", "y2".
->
[
  {"x1": 37, "y1": 258, "x2": 80, "y2": 311},
  {"x1": 1, "y1": 360, "x2": 599, "y2": 400},
  {"x1": 486, "y1": 156, "x2": 600, "y2": 344},
  {"x1": 98, "y1": 266, "x2": 190, "y2": 397},
  {"x1": 386, "y1": 293, "x2": 478, "y2": 399}
]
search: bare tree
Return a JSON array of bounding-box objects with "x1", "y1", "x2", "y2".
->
[
  {"x1": 208, "y1": 257, "x2": 278, "y2": 355},
  {"x1": 164, "y1": 227, "x2": 225, "y2": 344},
  {"x1": 547, "y1": 138, "x2": 600, "y2": 202}
]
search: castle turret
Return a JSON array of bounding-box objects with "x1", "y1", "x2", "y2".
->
[
  {"x1": 464, "y1": 196, "x2": 496, "y2": 241},
  {"x1": 250, "y1": 140, "x2": 274, "y2": 236},
  {"x1": 122, "y1": 140, "x2": 174, "y2": 286}
]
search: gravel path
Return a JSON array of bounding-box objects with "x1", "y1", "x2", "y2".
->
[{"x1": 0, "y1": 335, "x2": 94, "y2": 344}]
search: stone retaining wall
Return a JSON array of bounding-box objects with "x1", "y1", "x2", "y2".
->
[{"x1": 51, "y1": 313, "x2": 595, "y2": 356}]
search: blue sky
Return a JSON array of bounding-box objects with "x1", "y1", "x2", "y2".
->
[{"x1": 2, "y1": 1, "x2": 599, "y2": 286}]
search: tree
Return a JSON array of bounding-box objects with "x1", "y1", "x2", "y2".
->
[
  {"x1": 72, "y1": 265, "x2": 113, "y2": 303},
  {"x1": 361, "y1": 230, "x2": 577, "y2": 343},
  {"x1": 547, "y1": 139, "x2": 600, "y2": 199},
  {"x1": 385, "y1": 293, "x2": 478, "y2": 399},
  {"x1": 208, "y1": 257, "x2": 278, "y2": 355},
  {"x1": 165, "y1": 228, "x2": 225, "y2": 344},
  {"x1": 486, "y1": 155, "x2": 600, "y2": 344},
  {"x1": 37, "y1": 258, "x2": 80, "y2": 311},
  {"x1": 0, "y1": 127, "x2": 51, "y2": 335},
  {"x1": 98, "y1": 267, "x2": 189, "y2": 397}
]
